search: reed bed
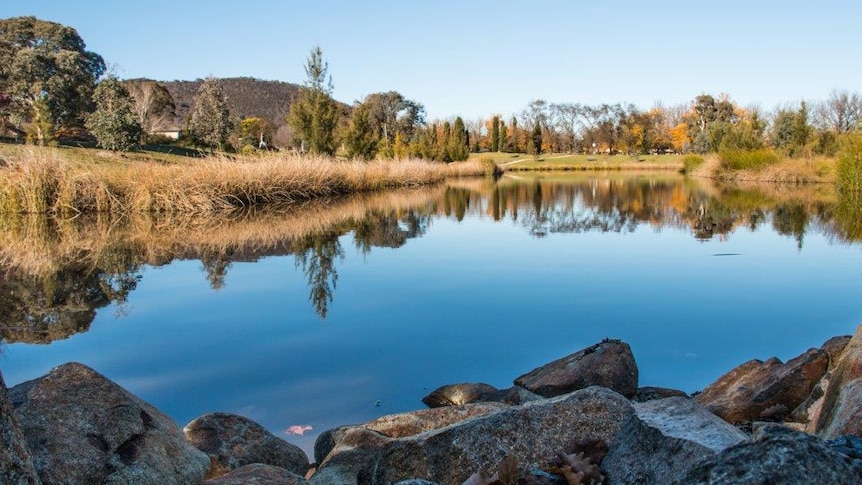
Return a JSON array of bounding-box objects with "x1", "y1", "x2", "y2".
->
[{"x1": 0, "y1": 146, "x2": 487, "y2": 215}]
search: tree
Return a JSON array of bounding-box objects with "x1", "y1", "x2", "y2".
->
[
  {"x1": 447, "y1": 117, "x2": 469, "y2": 161},
  {"x1": 123, "y1": 79, "x2": 175, "y2": 143},
  {"x1": 360, "y1": 91, "x2": 425, "y2": 155},
  {"x1": 490, "y1": 115, "x2": 500, "y2": 152},
  {"x1": 498, "y1": 118, "x2": 508, "y2": 153},
  {"x1": 85, "y1": 77, "x2": 141, "y2": 151},
  {"x1": 237, "y1": 116, "x2": 273, "y2": 150},
  {"x1": 0, "y1": 17, "x2": 106, "y2": 142},
  {"x1": 189, "y1": 78, "x2": 232, "y2": 151},
  {"x1": 287, "y1": 46, "x2": 340, "y2": 155},
  {"x1": 344, "y1": 102, "x2": 378, "y2": 159},
  {"x1": 817, "y1": 89, "x2": 862, "y2": 134}
]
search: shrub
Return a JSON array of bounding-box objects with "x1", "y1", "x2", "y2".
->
[
  {"x1": 837, "y1": 135, "x2": 862, "y2": 196},
  {"x1": 681, "y1": 155, "x2": 704, "y2": 174},
  {"x1": 719, "y1": 148, "x2": 780, "y2": 171}
]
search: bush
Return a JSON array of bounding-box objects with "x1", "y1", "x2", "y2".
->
[
  {"x1": 837, "y1": 135, "x2": 862, "y2": 196},
  {"x1": 719, "y1": 148, "x2": 780, "y2": 171},
  {"x1": 681, "y1": 155, "x2": 704, "y2": 174}
]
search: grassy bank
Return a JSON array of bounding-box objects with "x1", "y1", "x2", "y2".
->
[
  {"x1": 474, "y1": 152, "x2": 685, "y2": 171},
  {"x1": 0, "y1": 144, "x2": 487, "y2": 215},
  {"x1": 689, "y1": 152, "x2": 836, "y2": 184}
]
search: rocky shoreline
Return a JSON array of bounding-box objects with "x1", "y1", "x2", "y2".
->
[{"x1": 3, "y1": 329, "x2": 862, "y2": 484}]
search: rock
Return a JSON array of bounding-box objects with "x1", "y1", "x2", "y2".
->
[
  {"x1": 314, "y1": 386, "x2": 635, "y2": 484},
  {"x1": 0, "y1": 370, "x2": 40, "y2": 485},
  {"x1": 514, "y1": 338, "x2": 638, "y2": 398},
  {"x1": 694, "y1": 348, "x2": 828, "y2": 424},
  {"x1": 822, "y1": 335, "x2": 853, "y2": 370},
  {"x1": 184, "y1": 412, "x2": 309, "y2": 479},
  {"x1": 791, "y1": 335, "x2": 853, "y2": 425},
  {"x1": 8, "y1": 362, "x2": 209, "y2": 485},
  {"x1": 204, "y1": 463, "x2": 308, "y2": 484},
  {"x1": 633, "y1": 386, "x2": 689, "y2": 402},
  {"x1": 421, "y1": 383, "x2": 499, "y2": 407},
  {"x1": 808, "y1": 325, "x2": 862, "y2": 438},
  {"x1": 826, "y1": 435, "x2": 862, "y2": 461},
  {"x1": 681, "y1": 425, "x2": 860, "y2": 484},
  {"x1": 313, "y1": 403, "x2": 507, "y2": 464},
  {"x1": 603, "y1": 397, "x2": 747, "y2": 484},
  {"x1": 392, "y1": 481, "x2": 440, "y2": 485}
]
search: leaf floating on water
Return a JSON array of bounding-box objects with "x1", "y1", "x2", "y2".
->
[
  {"x1": 712, "y1": 253, "x2": 743, "y2": 257},
  {"x1": 284, "y1": 424, "x2": 313, "y2": 435}
]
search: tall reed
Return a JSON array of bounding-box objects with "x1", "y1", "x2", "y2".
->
[{"x1": 0, "y1": 147, "x2": 486, "y2": 215}]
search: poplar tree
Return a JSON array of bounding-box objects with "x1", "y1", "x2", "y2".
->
[
  {"x1": 288, "y1": 46, "x2": 339, "y2": 155},
  {"x1": 499, "y1": 118, "x2": 508, "y2": 152},
  {"x1": 490, "y1": 115, "x2": 500, "y2": 152}
]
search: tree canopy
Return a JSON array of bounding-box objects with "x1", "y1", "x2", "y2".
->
[
  {"x1": 0, "y1": 16, "x2": 106, "y2": 141},
  {"x1": 287, "y1": 46, "x2": 340, "y2": 155},
  {"x1": 85, "y1": 77, "x2": 141, "y2": 151},
  {"x1": 188, "y1": 78, "x2": 232, "y2": 151}
]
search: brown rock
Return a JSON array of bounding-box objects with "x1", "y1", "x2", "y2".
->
[
  {"x1": 204, "y1": 463, "x2": 308, "y2": 485},
  {"x1": 313, "y1": 386, "x2": 635, "y2": 484},
  {"x1": 694, "y1": 348, "x2": 828, "y2": 424},
  {"x1": 820, "y1": 378, "x2": 862, "y2": 439},
  {"x1": 0, "y1": 370, "x2": 40, "y2": 485},
  {"x1": 514, "y1": 338, "x2": 639, "y2": 398},
  {"x1": 184, "y1": 412, "x2": 309, "y2": 479},
  {"x1": 810, "y1": 325, "x2": 862, "y2": 438},
  {"x1": 8, "y1": 362, "x2": 209, "y2": 485},
  {"x1": 633, "y1": 386, "x2": 689, "y2": 402},
  {"x1": 822, "y1": 335, "x2": 853, "y2": 370},
  {"x1": 421, "y1": 383, "x2": 499, "y2": 407}
]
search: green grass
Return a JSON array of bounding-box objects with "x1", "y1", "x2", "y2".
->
[
  {"x1": 471, "y1": 152, "x2": 685, "y2": 171},
  {"x1": 682, "y1": 155, "x2": 705, "y2": 174},
  {"x1": 718, "y1": 148, "x2": 780, "y2": 171}
]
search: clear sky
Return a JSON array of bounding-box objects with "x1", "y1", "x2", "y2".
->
[{"x1": 4, "y1": 1, "x2": 861, "y2": 120}]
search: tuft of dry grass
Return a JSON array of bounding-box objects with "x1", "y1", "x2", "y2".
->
[{"x1": 0, "y1": 146, "x2": 486, "y2": 215}]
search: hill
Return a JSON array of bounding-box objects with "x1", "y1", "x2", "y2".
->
[{"x1": 160, "y1": 77, "x2": 301, "y2": 132}]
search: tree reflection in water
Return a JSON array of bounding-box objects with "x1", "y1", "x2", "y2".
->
[{"x1": 1, "y1": 175, "x2": 861, "y2": 342}]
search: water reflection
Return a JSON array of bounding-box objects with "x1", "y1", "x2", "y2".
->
[{"x1": 0, "y1": 174, "x2": 860, "y2": 342}]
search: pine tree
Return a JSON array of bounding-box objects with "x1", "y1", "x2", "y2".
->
[
  {"x1": 498, "y1": 118, "x2": 508, "y2": 153},
  {"x1": 344, "y1": 103, "x2": 378, "y2": 160},
  {"x1": 85, "y1": 77, "x2": 141, "y2": 152},
  {"x1": 531, "y1": 122, "x2": 543, "y2": 155},
  {"x1": 448, "y1": 117, "x2": 470, "y2": 161},
  {"x1": 510, "y1": 117, "x2": 520, "y2": 153},
  {"x1": 288, "y1": 46, "x2": 340, "y2": 156},
  {"x1": 189, "y1": 78, "x2": 232, "y2": 152}
]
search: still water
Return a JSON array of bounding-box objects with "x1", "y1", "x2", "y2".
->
[{"x1": 2, "y1": 173, "x2": 862, "y2": 454}]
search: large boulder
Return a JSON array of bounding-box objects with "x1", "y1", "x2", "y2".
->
[
  {"x1": 8, "y1": 362, "x2": 209, "y2": 485},
  {"x1": 421, "y1": 383, "x2": 499, "y2": 407},
  {"x1": 633, "y1": 386, "x2": 689, "y2": 403},
  {"x1": 694, "y1": 348, "x2": 828, "y2": 424},
  {"x1": 807, "y1": 325, "x2": 862, "y2": 438},
  {"x1": 602, "y1": 397, "x2": 747, "y2": 484},
  {"x1": 313, "y1": 402, "x2": 507, "y2": 464},
  {"x1": 0, "y1": 370, "x2": 40, "y2": 485},
  {"x1": 313, "y1": 386, "x2": 635, "y2": 484},
  {"x1": 184, "y1": 412, "x2": 309, "y2": 479},
  {"x1": 204, "y1": 463, "x2": 308, "y2": 485},
  {"x1": 682, "y1": 425, "x2": 860, "y2": 484},
  {"x1": 514, "y1": 338, "x2": 638, "y2": 398}
]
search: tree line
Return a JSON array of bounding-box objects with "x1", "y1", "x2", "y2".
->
[{"x1": 1, "y1": 16, "x2": 860, "y2": 161}]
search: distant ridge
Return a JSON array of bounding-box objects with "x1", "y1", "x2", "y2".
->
[{"x1": 159, "y1": 77, "x2": 302, "y2": 130}]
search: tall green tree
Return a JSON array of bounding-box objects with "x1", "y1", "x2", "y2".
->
[
  {"x1": 447, "y1": 117, "x2": 469, "y2": 161},
  {"x1": 498, "y1": 118, "x2": 508, "y2": 152},
  {"x1": 189, "y1": 78, "x2": 232, "y2": 151},
  {"x1": 0, "y1": 17, "x2": 106, "y2": 142},
  {"x1": 490, "y1": 115, "x2": 500, "y2": 152},
  {"x1": 530, "y1": 122, "x2": 543, "y2": 154},
  {"x1": 344, "y1": 103, "x2": 378, "y2": 160},
  {"x1": 288, "y1": 46, "x2": 339, "y2": 155},
  {"x1": 85, "y1": 77, "x2": 141, "y2": 151}
]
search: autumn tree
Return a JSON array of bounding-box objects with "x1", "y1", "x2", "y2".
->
[
  {"x1": 189, "y1": 78, "x2": 232, "y2": 151},
  {"x1": 238, "y1": 116, "x2": 273, "y2": 149},
  {"x1": 0, "y1": 16, "x2": 106, "y2": 143},
  {"x1": 498, "y1": 118, "x2": 508, "y2": 152},
  {"x1": 816, "y1": 89, "x2": 862, "y2": 134},
  {"x1": 123, "y1": 79, "x2": 175, "y2": 143},
  {"x1": 85, "y1": 77, "x2": 141, "y2": 151},
  {"x1": 288, "y1": 46, "x2": 340, "y2": 155}
]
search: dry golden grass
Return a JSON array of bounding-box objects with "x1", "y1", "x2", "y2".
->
[
  {"x1": 690, "y1": 153, "x2": 835, "y2": 184},
  {"x1": 0, "y1": 146, "x2": 487, "y2": 215}
]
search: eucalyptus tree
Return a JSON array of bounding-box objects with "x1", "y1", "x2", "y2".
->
[
  {"x1": 189, "y1": 78, "x2": 232, "y2": 152},
  {"x1": 85, "y1": 77, "x2": 141, "y2": 151},
  {"x1": 287, "y1": 46, "x2": 339, "y2": 155},
  {"x1": 123, "y1": 79, "x2": 176, "y2": 143},
  {"x1": 0, "y1": 16, "x2": 106, "y2": 142}
]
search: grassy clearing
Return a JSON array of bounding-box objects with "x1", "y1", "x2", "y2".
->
[
  {"x1": 0, "y1": 144, "x2": 487, "y2": 215},
  {"x1": 472, "y1": 152, "x2": 685, "y2": 171}
]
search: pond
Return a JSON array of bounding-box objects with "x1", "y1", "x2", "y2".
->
[{"x1": 2, "y1": 172, "x2": 862, "y2": 455}]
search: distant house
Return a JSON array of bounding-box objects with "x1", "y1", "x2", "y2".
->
[{"x1": 150, "y1": 126, "x2": 182, "y2": 140}]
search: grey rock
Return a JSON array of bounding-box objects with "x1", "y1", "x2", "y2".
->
[
  {"x1": 9, "y1": 362, "x2": 209, "y2": 485},
  {"x1": 681, "y1": 426, "x2": 860, "y2": 484},
  {"x1": 184, "y1": 412, "x2": 309, "y2": 479},
  {"x1": 809, "y1": 325, "x2": 862, "y2": 438},
  {"x1": 392, "y1": 481, "x2": 440, "y2": 485},
  {"x1": 0, "y1": 370, "x2": 40, "y2": 485},
  {"x1": 314, "y1": 386, "x2": 635, "y2": 485},
  {"x1": 633, "y1": 386, "x2": 689, "y2": 402},
  {"x1": 695, "y1": 348, "x2": 828, "y2": 424},
  {"x1": 204, "y1": 463, "x2": 308, "y2": 484},
  {"x1": 603, "y1": 397, "x2": 747, "y2": 484},
  {"x1": 515, "y1": 338, "x2": 639, "y2": 398},
  {"x1": 421, "y1": 383, "x2": 499, "y2": 407}
]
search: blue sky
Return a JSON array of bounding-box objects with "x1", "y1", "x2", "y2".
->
[{"x1": 4, "y1": 1, "x2": 861, "y2": 120}]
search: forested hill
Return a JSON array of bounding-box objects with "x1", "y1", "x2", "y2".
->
[{"x1": 160, "y1": 77, "x2": 302, "y2": 129}]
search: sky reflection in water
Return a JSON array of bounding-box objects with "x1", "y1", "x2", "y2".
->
[{"x1": 2, "y1": 173, "x2": 862, "y2": 455}]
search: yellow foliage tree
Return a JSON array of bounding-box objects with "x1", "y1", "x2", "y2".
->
[{"x1": 670, "y1": 123, "x2": 690, "y2": 152}]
